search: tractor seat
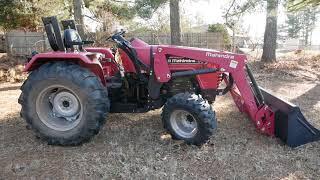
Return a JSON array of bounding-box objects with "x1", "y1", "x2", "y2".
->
[{"x1": 63, "y1": 29, "x2": 83, "y2": 51}]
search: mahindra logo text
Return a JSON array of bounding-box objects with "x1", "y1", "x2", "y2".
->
[{"x1": 206, "y1": 52, "x2": 235, "y2": 60}]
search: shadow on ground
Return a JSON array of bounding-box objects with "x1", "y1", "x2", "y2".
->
[
  {"x1": 0, "y1": 105, "x2": 319, "y2": 179},
  {"x1": 0, "y1": 86, "x2": 20, "y2": 92},
  {"x1": 0, "y1": 68, "x2": 319, "y2": 179}
]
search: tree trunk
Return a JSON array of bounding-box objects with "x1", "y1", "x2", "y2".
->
[
  {"x1": 232, "y1": 27, "x2": 235, "y2": 52},
  {"x1": 261, "y1": 0, "x2": 278, "y2": 63},
  {"x1": 170, "y1": 0, "x2": 181, "y2": 45},
  {"x1": 73, "y1": 0, "x2": 85, "y2": 38},
  {"x1": 304, "y1": 26, "x2": 309, "y2": 45},
  {"x1": 310, "y1": 29, "x2": 313, "y2": 46}
]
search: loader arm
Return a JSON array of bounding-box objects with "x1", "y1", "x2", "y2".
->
[
  {"x1": 152, "y1": 46, "x2": 320, "y2": 147},
  {"x1": 153, "y1": 46, "x2": 270, "y2": 134}
]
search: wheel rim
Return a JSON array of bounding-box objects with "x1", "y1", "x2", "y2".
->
[
  {"x1": 170, "y1": 109, "x2": 198, "y2": 138},
  {"x1": 36, "y1": 85, "x2": 83, "y2": 131}
]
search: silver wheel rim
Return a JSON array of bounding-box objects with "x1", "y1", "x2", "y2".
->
[
  {"x1": 170, "y1": 109, "x2": 198, "y2": 138},
  {"x1": 36, "y1": 85, "x2": 83, "y2": 131}
]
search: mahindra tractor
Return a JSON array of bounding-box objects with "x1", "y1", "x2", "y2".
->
[{"x1": 19, "y1": 16, "x2": 320, "y2": 147}]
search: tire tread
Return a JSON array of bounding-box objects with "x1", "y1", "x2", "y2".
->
[
  {"x1": 162, "y1": 92, "x2": 217, "y2": 145},
  {"x1": 19, "y1": 62, "x2": 110, "y2": 145}
]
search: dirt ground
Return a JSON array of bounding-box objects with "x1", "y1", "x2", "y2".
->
[
  {"x1": 0, "y1": 53, "x2": 26, "y2": 83},
  {"x1": 0, "y1": 53, "x2": 319, "y2": 179}
]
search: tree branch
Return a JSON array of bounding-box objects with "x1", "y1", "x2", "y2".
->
[
  {"x1": 225, "y1": 0, "x2": 237, "y2": 24},
  {"x1": 111, "y1": 0, "x2": 135, "y2": 3}
]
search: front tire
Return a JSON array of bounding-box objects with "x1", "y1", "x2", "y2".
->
[
  {"x1": 19, "y1": 62, "x2": 110, "y2": 145},
  {"x1": 162, "y1": 93, "x2": 217, "y2": 145}
]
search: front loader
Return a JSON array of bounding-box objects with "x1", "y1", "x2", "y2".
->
[{"x1": 19, "y1": 16, "x2": 320, "y2": 147}]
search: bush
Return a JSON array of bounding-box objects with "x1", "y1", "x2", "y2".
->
[{"x1": 208, "y1": 23, "x2": 231, "y2": 48}]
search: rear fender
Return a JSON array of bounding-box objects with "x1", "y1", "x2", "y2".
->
[{"x1": 24, "y1": 52, "x2": 106, "y2": 85}]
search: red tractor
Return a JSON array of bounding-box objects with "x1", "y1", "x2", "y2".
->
[{"x1": 19, "y1": 16, "x2": 320, "y2": 147}]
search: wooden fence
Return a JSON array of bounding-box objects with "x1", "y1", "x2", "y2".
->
[
  {"x1": 0, "y1": 34, "x2": 5, "y2": 53},
  {"x1": 5, "y1": 31, "x2": 49, "y2": 57},
  {"x1": 2, "y1": 31, "x2": 224, "y2": 56},
  {"x1": 131, "y1": 32, "x2": 224, "y2": 50}
]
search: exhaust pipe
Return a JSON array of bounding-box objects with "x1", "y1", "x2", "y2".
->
[{"x1": 260, "y1": 87, "x2": 320, "y2": 147}]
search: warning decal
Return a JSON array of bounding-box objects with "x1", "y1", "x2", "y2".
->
[{"x1": 229, "y1": 60, "x2": 238, "y2": 69}]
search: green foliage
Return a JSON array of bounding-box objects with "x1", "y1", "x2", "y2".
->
[
  {"x1": 286, "y1": 13, "x2": 302, "y2": 38},
  {"x1": 208, "y1": 23, "x2": 231, "y2": 45},
  {"x1": 0, "y1": 0, "x2": 71, "y2": 31},
  {"x1": 0, "y1": 0, "x2": 169, "y2": 31},
  {"x1": 288, "y1": 0, "x2": 320, "y2": 11},
  {"x1": 0, "y1": 0, "x2": 21, "y2": 30},
  {"x1": 84, "y1": 0, "x2": 135, "y2": 20},
  {"x1": 84, "y1": 0, "x2": 168, "y2": 21},
  {"x1": 128, "y1": 11, "x2": 170, "y2": 34},
  {"x1": 134, "y1": 0, "x2": 168, "y2": 19},
  {"x1": 83, "y1": 0, "x2": 168, "y2": 35},
  {"x1": 286, "y1": 7, "x2": 317, "y2": 44}
]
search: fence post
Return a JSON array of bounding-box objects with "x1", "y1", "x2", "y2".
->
[
  {"x1": 151, "y1": 32, "x2": 155, "y2": 45},
  {"x1": 5, "y1": 33, "x2": 10, "y2": 56},
  {"x1": 206, "y1": 33, "x2": 209, "y2": 49},
  {"x1": 25, "y1": 31, "x2": 28, "y2": 55},
  {"x1": 43, "y1": 33, "x2": 47, "y2": 52},
  {"x1": 185, "y1": 33, "x2": 189, "y2": 47}
]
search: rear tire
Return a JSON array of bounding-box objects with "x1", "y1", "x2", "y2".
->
[
  {"x1": 19, "y1": 62, "x2": 110, "y2": 145},
  {"x1": 162, "y1": 93, "x2": 217, "y2": 145}
]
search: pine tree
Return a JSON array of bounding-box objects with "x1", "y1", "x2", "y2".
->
[
  {"x1": 170, "y1": 0, "x2": 181, "y2": 45},
  {"x1": 286, "y1": 8, "x2": 317, "y2": 45},
  {"x1": 261, "y1": 0, "x2": 278, "y2": 63}
]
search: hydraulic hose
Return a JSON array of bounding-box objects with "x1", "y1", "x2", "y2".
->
[{"x1": 246, "y1": 64, "x2": 265, "y2": 105}]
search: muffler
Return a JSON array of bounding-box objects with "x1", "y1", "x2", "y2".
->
[{"x1": 260, "y1": 87, "x2": 320, "y2": 147}]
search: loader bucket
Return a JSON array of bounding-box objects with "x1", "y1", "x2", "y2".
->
[{"x1": 260, "y1": 87, "x2": 320, "y2": 147}]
